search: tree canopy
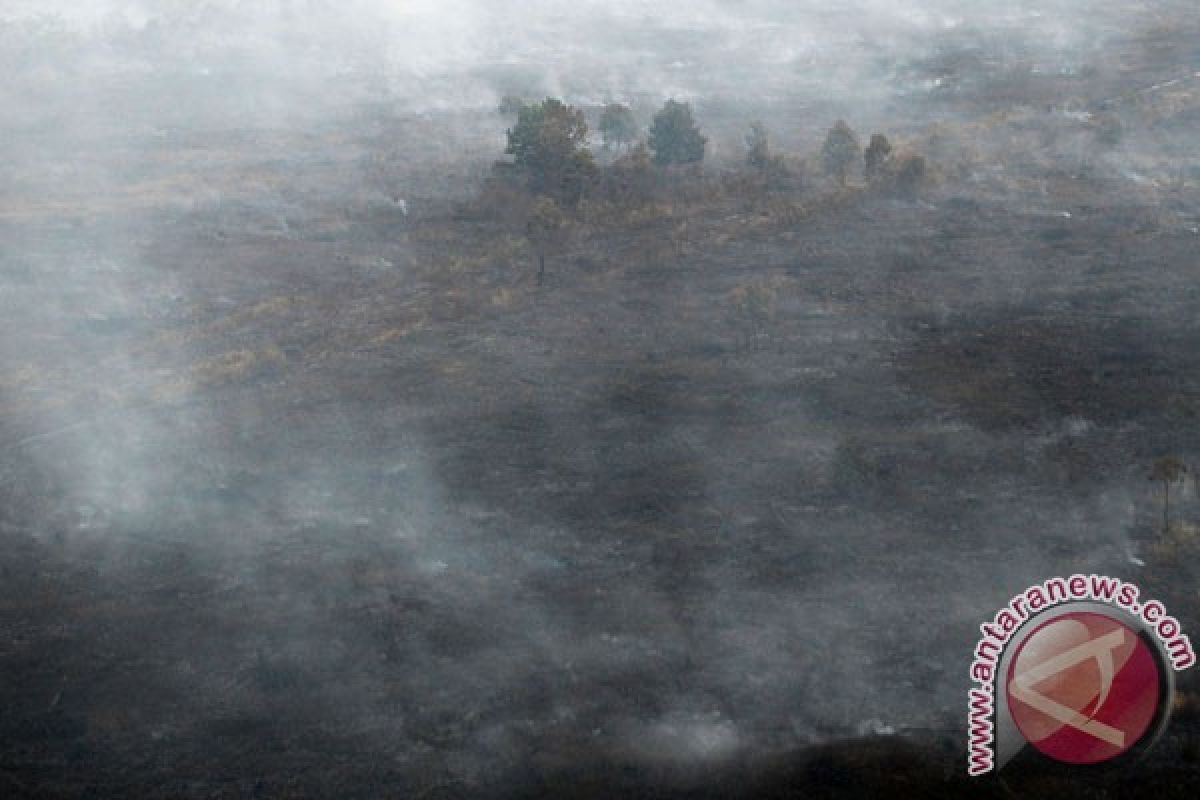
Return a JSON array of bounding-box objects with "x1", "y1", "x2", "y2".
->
[
  {"x1": 599, "y1": 103, "x2": 638, "y2": 151},
  {"x1": 505, "y1": 98, "x2": 595, "y2": 202},
  {"x1": 864, "y1": 133, "x2": 893, "y2": 180},
  {"x1": 648, "y1": 99, "x2": 706, "y2": 166},
  {"x1": 821, "y1": 120, "x2": 860, "y2": 186}
]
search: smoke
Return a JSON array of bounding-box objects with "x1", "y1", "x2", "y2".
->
[
  {"x1": 3, "y1": 1, "x2": 1199, "y2": 795},
  {"x1": 0, "y1": 1, "x2": 1169, "y2": 117}
]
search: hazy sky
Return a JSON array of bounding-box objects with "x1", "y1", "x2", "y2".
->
[{"x1": 0, "y1": 1, "x2": 1159, "y2": 110}]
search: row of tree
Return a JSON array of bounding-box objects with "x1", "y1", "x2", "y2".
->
[
  {"x1": 817, "y1": 121, "x2": 926, "y2": 195},
  {"x1": 502, "y1": 96, "x2": 924, "y2": 204},
  {"x1": 503, "y1": 98, "x2": 708, "y2": 200}
]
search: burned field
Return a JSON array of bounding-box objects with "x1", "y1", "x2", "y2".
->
[{"x1": 5, "y1": 11, "x2": 1200, "y2": 793}]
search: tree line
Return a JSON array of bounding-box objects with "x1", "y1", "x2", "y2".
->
[
  {"x1": 490, "y1": 96, "x2": 929, "y2": 284},
  {"x1": 498, "y1": 96, "x2": 927, "y2": 207}
]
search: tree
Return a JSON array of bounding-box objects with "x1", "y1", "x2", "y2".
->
[
  {"x1": 821, "y1": 120, "x2": 860, "y2": 186},
  {"x1": 1151, "y1": 456, "x2": 1188, "y2": 536},
  {"x1": 526, "y1": 198, "x2": 568, "y2": 284},
  {"x1": 599, "y1": 103, "x2": 638, "y2": 152},
  {"x1": 505, "y1": 98, "x2": 595, "y2": 203},
  {"x1": 746, "y1": 121, "x2": 770, "y2": 169},
  {"x1": 891, "y1": 153, "x2": 927, "y2": 199},
  {"x1": 648, "y1": 99, "x2": 706, "y2": 166},
  {"x1": 864, "y1": 133, "x2": 893, "y2": 180}
]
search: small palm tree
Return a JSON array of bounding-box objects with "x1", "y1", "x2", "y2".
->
[
  {"x1": 526, "y1": 198, "x2": 568, "y2": 285},
  {"x1": 1151, "y1": 456, "x2": 1188, "y2": 536}
]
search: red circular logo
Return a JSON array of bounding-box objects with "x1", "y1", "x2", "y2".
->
[{"x1": 1006, "y1": 611, "x2": 1162, "y2": 764}]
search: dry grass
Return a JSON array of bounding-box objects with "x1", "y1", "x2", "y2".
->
[
  {"x1": 150, "y1": 346, "x2": 286, "y2": 403},
  {"x1": 1150, "y1": 520, "x2": 1200, "y2": 561}
]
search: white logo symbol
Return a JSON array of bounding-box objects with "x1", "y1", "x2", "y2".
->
[{"x1": 1008, "y1": 628, "x2": 1127, "y2": 747}]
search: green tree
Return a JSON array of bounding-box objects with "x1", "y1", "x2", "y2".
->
[
  {"x1": 1151, "y1": 456, "x2": 1188, "y2": 536},
  {"x1": 599, "y1": 103, "x2": 638, "y2": 152},
  {"x1": 746, "y1": 121, "x2": 770, "y2": 169},
  {"x1": 505, "y1": 98, "x2": 595, "y2": 202},
  {"x1": 821, "y1": 119, "x2": 860, "y2": 186},
  {"x1": 864, "y1": 133, "x2": 893, "y2": 180},
  {"x1": 648, "y1": 99, "x2": 706, "y2": 166}
]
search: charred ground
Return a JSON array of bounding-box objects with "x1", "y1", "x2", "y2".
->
[{"x1": 5, "y1": 32, "x2": 1200, "y2": 799}]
